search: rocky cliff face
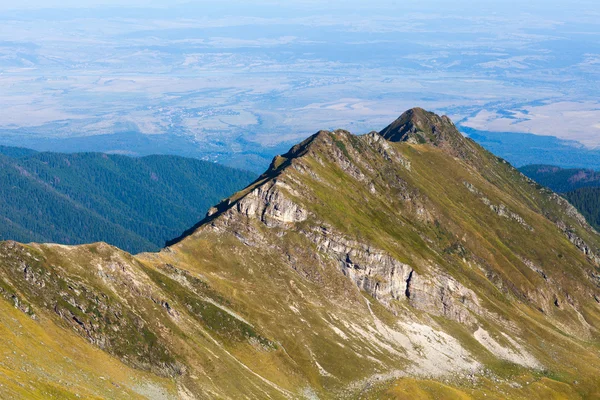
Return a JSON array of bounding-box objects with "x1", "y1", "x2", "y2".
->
[{"x1": 1, "y1": 108, "x2": 600, "y2": 399}]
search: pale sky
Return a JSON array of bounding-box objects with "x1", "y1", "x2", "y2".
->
[{"x1": 2, "y1": 0, "x2": 598, "y2": 13}]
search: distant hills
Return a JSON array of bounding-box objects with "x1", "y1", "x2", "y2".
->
[
  {"x1": 462, "y1": 127, "x2": 600, "y2": 171},
  {"x1": 0, "y1": 131, "x2": 291, "y2": 174},
  {"x1": 5, "y1": 124, "x2": 600, "y2": 176},
  {"x1": 0, "y1": 147, "x2": 256, "y2": 253},
  {"x1": 0, "y1": 145, "x2": 38, "y2": 159},
  {"x1": 519, "y1": 164, "x2": 600, "y2": 193},
  {"x1": 519, "y1": 164, "x2": 600, "y2": 231}
]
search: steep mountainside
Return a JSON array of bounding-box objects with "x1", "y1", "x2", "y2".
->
[
  {"x1": 1, "y1": 108, "x2": 600, "y2": 399},
  {"x1": 0, "y1": 151, "x2": 256, "y2": 253},
  {"x1": 519, "y1": 164, "x2": 600, "y2": 193}
]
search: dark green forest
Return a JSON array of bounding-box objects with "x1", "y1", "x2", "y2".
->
[
  {"x1": 519, "y1": 164, "x2": 600, "y2": 232},
  {"x1": 0, "y1": 145, "x2": 38, "y2": 159},
  {"x1": 519, "y1": 164, "x2": 600, "y2": 193},
  {"x1": 0, "y1": 148, "x2": 256, "y2": 253},
  {"x1": 563, "y1": 187, "x2": 600, "y2": 232}
]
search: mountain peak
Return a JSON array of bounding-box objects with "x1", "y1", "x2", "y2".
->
[
  {"x1": 379, "y1": 108, "x2": 472, "y2": 157},
  {"x1": 169, "y1": 109, "x2": 476, "y2": 246},
  {"x1": 4, "y1": 107, "x2": 600, "y2": 398},
  {"x1": 379, "y1": 108, "x2": 453, "y2": 142}
]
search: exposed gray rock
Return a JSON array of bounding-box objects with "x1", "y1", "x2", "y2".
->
[
  {"x1": 307, "y1": 226, "x2": 413, "y2": 305},
  {"x1": 365, "y1": 132, "x2": 412, "y2": 170},
  {"x1": 521, "y1": 257, "x2": 548, "y2": 281},
  {"x1": 226, "y1": 180, "x2": 309, "y2": 228},
  {"x1": 554, "y1": 220, "x2": 600, "y2": 265},
  {"x1": 404, "y1": 268, "x2": 479, "y2": 324},
  {"x1": 305, "y1": 226, "x2": 479, "y2": 324},
  {"x1": 551, "y1": 193, "x2": 589, "y2": 228},
  {"x1": 543, "y1": 193, "x2": 600, "y2": 264}
]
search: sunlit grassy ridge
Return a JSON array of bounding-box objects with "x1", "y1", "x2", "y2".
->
[{"x1": 0, "y1": 109, "x2": 599, "y2": 398}]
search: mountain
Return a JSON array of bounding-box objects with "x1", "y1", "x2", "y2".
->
[
  {"x1": 0, "y1": 130, "x2": 292, "y2": 174},
  {"x1": 0, "y1": 150, "x2": 256, "y2": 253},
  {"x1": 519, "y1": 164, "x2": 600, "y2": 193},
  {"x1": 0, "y1": 145, "x2": 38, "y2": 158},
  {"x1": 563, "y1": 187, "x2": 600, "y2": 232},
  {"x1": 518, "y1": 165, "x2": 600, "y2": 232},
  {"x1": 1, "y1": 108, "x2": 600, "y2": 399}
]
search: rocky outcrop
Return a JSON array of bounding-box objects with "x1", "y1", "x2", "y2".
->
[
  {"x1": 542, "y1": 193, "x2": 600, "y2": 264},
  {"x1": 521, "y1": 257, "x2": 548, "y2": 281},
  {"x1": 364, "y1": 132, "x2": 412, "y2": 170},
  {"x1": 306, "y1": 226, "x2": 413, "y2": 305},
  {"x1": 482, "y1": 199, "x2": 534, "y2": 231},
  {"x1": 305, "y1": 226, "x2": 480, "y2": 324},
  {"x1": 379, "y1": 108, "x2": 476, "y2": 159},
  {"x1": 554, "y1": 219, "x2": 600, "y2": 265},
  {"x1": 218, "y1": 180, "x2": 309, "y2": 228},
  {"x1": 551, "y1": 193, "x2": 590, "y2": 228},
  {"x1": 464, "y1": 181, "x2": 533, "y2": 231},
  {"x1": 405, "y1": 270, "x2": 480, "y2": 324}
]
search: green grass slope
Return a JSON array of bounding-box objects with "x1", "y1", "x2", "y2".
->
[
  {"x1": 0, "y1": 282, "x2": 177, "y2": 399},
  {"x1": 0, "y1": 109, "x2": 599, "y2": 398}
]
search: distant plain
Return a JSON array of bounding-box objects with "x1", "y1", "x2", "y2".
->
[{"x1": 1, "y1": 1, "x2": 599, "y2": 171}]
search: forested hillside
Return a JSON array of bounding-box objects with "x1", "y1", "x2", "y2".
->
[
  {"x1": 519, "y1": 164, "x2": 600, "y2": 233},
  {"x1": 0, "y1": 145, "x2": 38, "y2": 158},
  {"x1": 564, "y1": 187, "x2": 600, "y2": 231},
  {"x1": 0, "y1": 149, "x2": 256, "y2": 253},
  {"x1": 519, "y1": 164, "x2": 600, "y2": 192}
]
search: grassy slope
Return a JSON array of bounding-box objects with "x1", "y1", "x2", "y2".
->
[
  {"x1": 0, "y1": 118, "x2": 600, "y2": 398},
  {"x1": 0, "y1": 296, "x2": 177, "y2": 399},
  {"x1": 0, "y1": 241, "x2": 301, "y2": 399},
  {"x1": 159, "y1": 128, "x2": 600, "y2": 397},
  {"x1": 379, "y1": 143, "x2": 600, "y2": 398}
]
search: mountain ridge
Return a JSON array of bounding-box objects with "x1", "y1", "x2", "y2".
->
[
  {"x1": 379, "y1": 107, "x2": 479, "y2": 160},
  {"x1": 170, "y1": 108, "x2": 473, "y2": 246},
  {"x1": 1, "y1": 109, "x2": 600, "y2": 399}
]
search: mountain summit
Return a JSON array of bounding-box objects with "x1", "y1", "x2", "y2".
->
[
  {"x1": 380, "y1": 107, "x2": 476, "y2": 158},
  {"x1": 1, "y1": 109, "x2": 600, "y2": 399}
]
